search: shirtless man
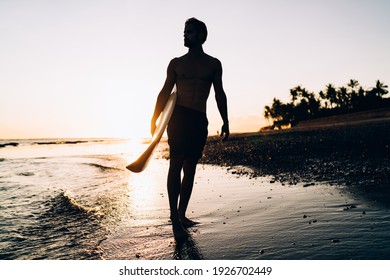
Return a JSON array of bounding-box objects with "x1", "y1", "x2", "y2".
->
[{"x1": 151, "y1": 18, "x2": 229, "y2": 240}]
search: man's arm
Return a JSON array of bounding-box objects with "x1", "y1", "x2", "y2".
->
[
  {"x1": 213, "y1": 59, "x2": 229, "y2": 141},
  {"x1": 151, "y1": 59, "x2": 176, "y2": 135}
]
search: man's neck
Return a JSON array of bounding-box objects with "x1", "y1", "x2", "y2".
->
[{"x1": 188, "y1": 45, "x2": 204, "y2": 56}]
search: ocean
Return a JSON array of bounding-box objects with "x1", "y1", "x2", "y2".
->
[{"x1": 0, "y1": 138, "x2": 168, "y2": 260}]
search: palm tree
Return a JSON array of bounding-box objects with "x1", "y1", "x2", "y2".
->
[
  {"x1": 324, "y1": 84, "x2": 338, "y2": 108},
  {"x1": 307, "y1": 93, "x2": 320, "y2": 116},
  {"x1": 347, "y1": 79, "x2": 360, "y2": 111},
  {"x1": 264, "y1": 105, "x2": 272, "y2": 127},
  {"x1": 290, "y1": 88, "x2": 298, "y2": 104},
  {"x1": 357, "y1": 86, "x2": 365, "y2": 98},
  {"x1": 289, "y1": 85, "x2": 306, "y2": 105},
  {"x1": 263, "y1": 80, "x2": 388, "y2": 130},
  {"x1": 266, "y1": 98, "x2": 295, "y2": 129},
  {"x1": 370, "y1": 80, "x2": 389, "y2": 98},
  {"x1": 318, "y1": 90, "x2": 328, "y2": 108},
  {"x1": 337, "y1": 86, "x2": 351, "y2": 110},
  {"x1": 364, "y1": 80, "x2": 389, "y2": 109},
  {"x1": 347, "y1": 79, "x2": 359, "y2": 91}
]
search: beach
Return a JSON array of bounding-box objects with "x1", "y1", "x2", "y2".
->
[
  {"x1": 201, "y1": 119, "x2": 390, "y2": 206},
  {"x1": 1, "y1": 118, "x2": 390, "y2": 260},
  {"x1": 103, "y1": 161, "x2": 390, "y2": 260}
]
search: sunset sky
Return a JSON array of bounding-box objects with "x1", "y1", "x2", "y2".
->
[{"x1": 1, "y1": 0, "x2": 389, "y2": 139}]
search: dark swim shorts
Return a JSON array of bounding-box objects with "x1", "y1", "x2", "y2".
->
[{"x1": 167, "y1": 105, "x2": 208, "y2": 160}]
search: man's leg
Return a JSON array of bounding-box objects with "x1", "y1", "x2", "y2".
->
[
  {"x1": 178, "y1": 158, "x2": 198, "y2": 227},
  {"x1": 167, "y1": 155, "x2": 187, "y2": 239}
]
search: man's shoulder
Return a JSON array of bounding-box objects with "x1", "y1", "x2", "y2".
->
[
  {"x1": 208, "y1": 54, "x2": 222, "y2": 65},
  {"x1": 169, "y1": 53, "x2": 222, "y2": 68},
  {"x1": 168, "y1": 56, "x2": 186, "y2": 66},
  {"x1": 167, "y1": 57, "x2": 181, "y2": 70},
  {"x1": 204, "y1": 54, "x2": 222, "y2": 70},
  {"x1": 172, "y1": 53, "x2": 221, "y2": 61},
  {"x1": 204, "y1": 53, "x2": 219, "y2": 61},
  {"x1": 171, "y1": 54, "x2": 187, "y2": 61},
  {"x1": 169, "y1": 57, "x2": 180, "y2": 64}
]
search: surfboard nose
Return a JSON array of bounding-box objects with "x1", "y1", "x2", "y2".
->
[{"x1": 126, "y1": 90, "x2": 177, "y2": 173}]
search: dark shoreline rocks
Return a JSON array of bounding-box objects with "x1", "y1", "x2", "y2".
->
[{"x1": 200, "y1": 121, "x2": 390, "y2": 206}]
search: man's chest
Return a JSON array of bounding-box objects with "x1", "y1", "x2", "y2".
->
[{"x1": 175, "y1": 60, "x2": 215, "y2": 82}]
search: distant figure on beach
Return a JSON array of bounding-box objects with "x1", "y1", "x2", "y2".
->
[{"x1": 151, "y1": 17, "x2": 229, "y2": 240}]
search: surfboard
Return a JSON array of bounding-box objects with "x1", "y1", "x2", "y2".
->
[{"x1": 126, "y1": 89, "x2": 177, "y2": 173}]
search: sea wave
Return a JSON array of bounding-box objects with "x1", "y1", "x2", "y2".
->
[
  {"x1": 17, "y1": 172, "x2": 35, "y2": 176},
  {"x1": 0, "y1": 138, "x2": 133, "y2": 259},
  {"x1": 0, "y1": 139, "x2": 107, "y2": 148},
  {"x1": 44, "y1": 190, "x2": 100, "y2": 215},
  {"x1": 30, "y1": 191, "x2": 105, "y2": 259},
  {"x1": 32, "y1": 139, "x2": 109, "y2": 146},
  {"x1": 0, "y1": 142, "x2": 19, "y2": 148},
  {"x1": 33, "y1": 140, "x2": 89, "y2": 145},
  {"x1": 1, "y1": 190, "x2": 106, "y2": 260},
  {"x1": 84, "y1": 163, "x2": 124, "y2": 172}
]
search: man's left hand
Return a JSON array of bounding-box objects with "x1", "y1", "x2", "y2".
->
[{"x1": 220, "y1": 123, "x2": 230, "y2": 141}]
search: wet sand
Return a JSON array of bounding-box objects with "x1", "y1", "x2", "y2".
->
[{"x1": 101, "y1": 157, "x2": 390, "y2": 259}]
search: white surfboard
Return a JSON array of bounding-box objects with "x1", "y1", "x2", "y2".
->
[{"x1": 126, "y1": 89, "x2": 177, "y2": 173}]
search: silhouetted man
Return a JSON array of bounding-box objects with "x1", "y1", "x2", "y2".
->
[{"x1": 151, "y1": 17, "x2": 229, "y2": 240}]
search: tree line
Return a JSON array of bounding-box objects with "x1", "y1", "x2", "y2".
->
[{"x1": 264, "y1": 79, "x2": 389, "y2": 129}]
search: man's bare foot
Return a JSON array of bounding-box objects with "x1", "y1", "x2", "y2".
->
[
  {"x1": 179, "y1": 217, "x2": 199, "y2": 228},
  {"x1": 171, "y1": 219, "x2": 188, "y2": 241}
]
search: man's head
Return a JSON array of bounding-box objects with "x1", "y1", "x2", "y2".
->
[{"x1": 184, "y1": 17, "x2": 208, "y2": 47}]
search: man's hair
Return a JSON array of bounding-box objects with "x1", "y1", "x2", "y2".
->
[{"x1": 185, "y1": 17, "x2": 208, "y2": 44}]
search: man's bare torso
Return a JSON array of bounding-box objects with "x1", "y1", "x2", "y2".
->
[{"x1": 171, "y1": 53, "x2": 220, "y2": 113}]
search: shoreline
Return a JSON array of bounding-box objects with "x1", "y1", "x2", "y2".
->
[
  {"x1": 200, "y1": 120, "x2": 390, "y2": 206},
  {"x1": 102, "y1": 161, "x2": 390, "y2": 260},
  {"x1": 2, "y1": 134, "x2": 389, "y2": 260}
]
